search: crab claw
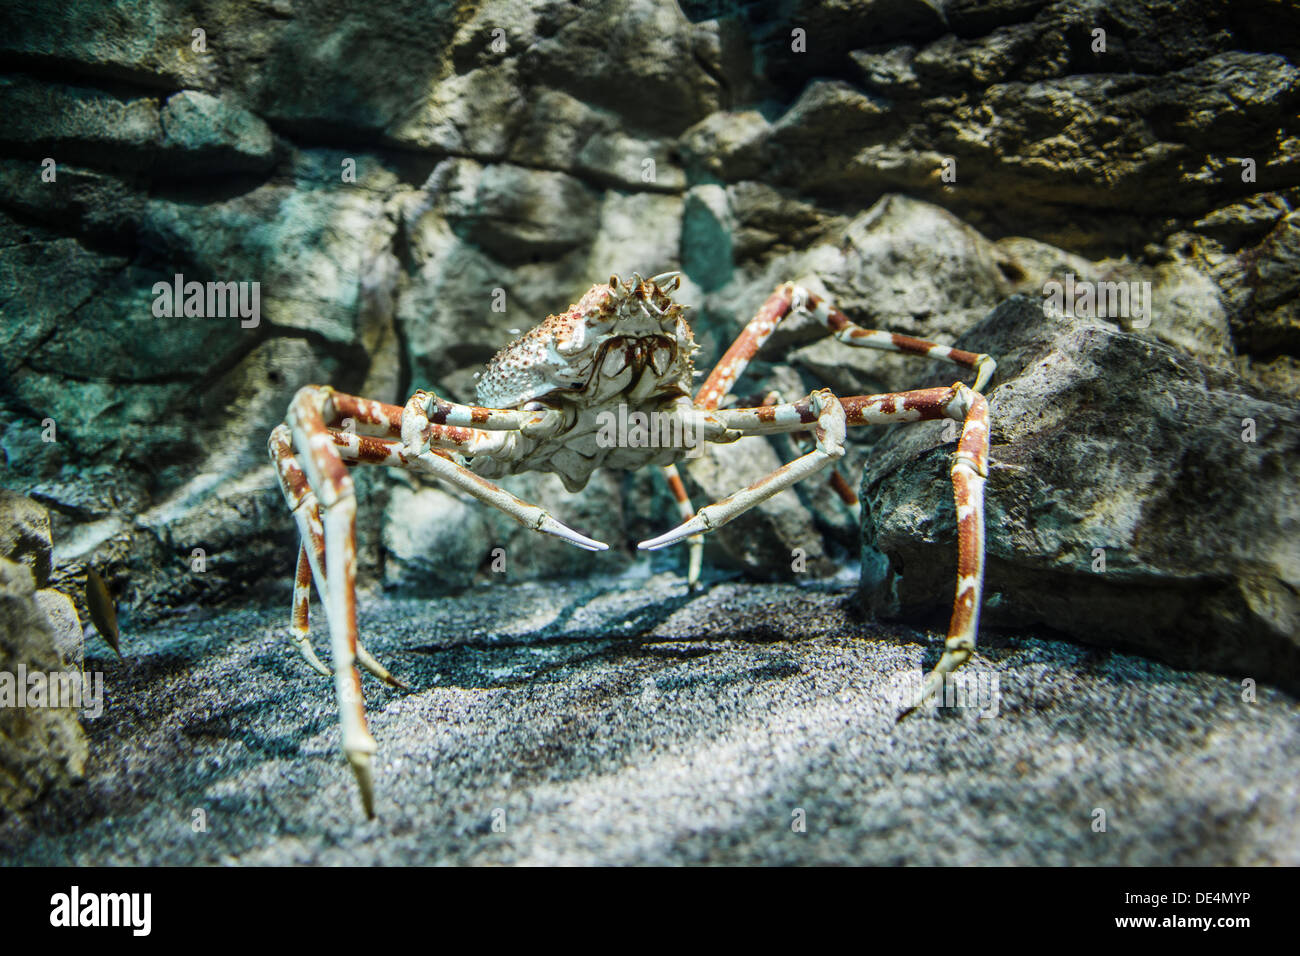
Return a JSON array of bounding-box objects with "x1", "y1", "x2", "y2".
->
[
  {"x1": 638, "y1": 513, "x2": 711, "y2": 551},
  {"x1": 537, "y1": 514, "x2": 609, "y2": 552}
]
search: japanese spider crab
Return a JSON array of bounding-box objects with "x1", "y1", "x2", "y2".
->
[{"x1": 268, "y1": 272, "x2": 996, "y2": 817}]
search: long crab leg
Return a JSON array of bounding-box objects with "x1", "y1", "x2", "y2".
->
[
  {"x1": 901, "y1": 384, "x2": 991, "y2": 715},
  {"x1": 643, "y1": 383, "x2": 991, "y2": 713},
  {"x1": 760, "y1": 389, "x2": 862, "y2": 520},
  {"x1": 640, "y1": 389, "x2": 847, "y2": 549},
  {"x1": 689, "y1": 284, "x2": 864, "y2": 531},
  {"x1": 659, "y1": 464, "x2": 704, "y2": 586},
  {"x1": 787, "y1": 284, "x2": 997, "y2": 391},
  {"x1": 291, "y1": 541, "x2": 330, "y2": 677},
  {"x1": 270, "y1": 378, "x2": 604, "y2": 818},
  {"x1": 282, "y1": 387, "x2": 378, "y2": 817},
  {"x1": 410, "y1": 389, "x2": 567, "y2": 435},
  {"x1": 690, "y1": 282, "x2": 993, "y2": 513},
  {"x1": 695, "y1": 285, "x2": 795, "y2": 410},
  {"x1": 400, "y1": 394, "x2": 608, "y2": 551},
  {"x1": 270, "y1": 425, "x2": 407, "y2": 688}
]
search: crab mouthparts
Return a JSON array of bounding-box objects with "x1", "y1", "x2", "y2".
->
[{"x1": 597, "y1": 334, "x2": 677, "y2": 377}]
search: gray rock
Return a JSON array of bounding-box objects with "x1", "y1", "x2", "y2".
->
[
  {"x1": 783, "y1": 195, "x2": 1017, "y2": 396},
  {"x1": 381, "y1": 482, "x2": 490, "y2": 593},
  {"x1": 0, "y1": 491, "x2": 52, "y2": 588},
  {"x1": 159, "y1": 91, "x2": 277, "y2": 174},
  {"x1": 1228, "y1": 209, "x2": 1300, "y2": 358},
  {"x1": 678, "y1": 110, "x2": 770, "y2": 182},
  {"x1": 447, "y1": 164, "x2": 602, "y2": 264},
  {"x1": 860, "y1": 295, "x2": 1300, "y2": 690},
  {"x1": 0, "y1": 81, "x2": 276, "y2": 177},
  {"x1": 522, "y1": 0, "x2": 723, "y2": 135},
  {"x1": 34, "y1": 589, "x2": 83, "y2": 669},
  {"x1": 0, "y1": 558, "x2": 88, "y2": 818},
  {"x1": 0, "y1": 78, "x2": 162, "y2": 168}
]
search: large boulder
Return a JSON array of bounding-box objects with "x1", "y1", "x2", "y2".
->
[{"x1": 860, "y1": 295, "x2": 1300, "y2": 689}]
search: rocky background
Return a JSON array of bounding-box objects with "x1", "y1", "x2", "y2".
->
[{"x1": 1, "y1": 1, "x2": 1298, "y2": 831}]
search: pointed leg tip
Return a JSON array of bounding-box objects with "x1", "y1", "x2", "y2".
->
[
  {"x1": 538, "y1": 516, "x2": 608, "y2": 552},
  {"x1": 356, "y1": 644, "x2": 411, "y2": 690},
  {"x1": 347, "y1": 751, "x2": 377, "y2": 819},
  {"x1": 639, "y1": 528, "x2": 691, "y2": 551}
]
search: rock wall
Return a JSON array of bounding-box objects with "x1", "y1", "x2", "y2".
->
[{"x1": 0, "y1": 0, "x2": 1296, "y2": 626}]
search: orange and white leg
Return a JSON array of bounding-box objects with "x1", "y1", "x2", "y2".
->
[
  {"x1": 270, "y1": 384, "x2": 608, "y2": 816},
  {"x1": 640, "y1": 389, "x2": 848, "y2": 550},
  {"x1": 901, "y1": 384, "x2": 990, "y2": 715},
  {"x1": 270, "y1": 425, "x2": 407, "y2": 688},
  {"x1": 659, "y1": 464, "x2": 703, "y2": 586},
  {"x1": 279, "y1": 388, "x2": 378, "y2": 817},
  {"x1": 642, "y1": 386, "x2": 955, "y2": 550},
  {"x1": 290, "y1": 541, "x2": 329, "y2": 677},
  {"x1": 690, "y1": 289, "x2": 860, "y2": 538},
  {"x1": 787, "y1": 284, "x2": 997, "y2": 391},
  {"x1": 400, "y1": 393, "x2": 607, "y2": 551},
  {"x1": 643, "y1": 383, "x2": 991, "y2": 710}
]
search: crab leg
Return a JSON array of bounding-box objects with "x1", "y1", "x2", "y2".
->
[
  {"x1": 282, "y1": 387, "x2": 378, "y2": 817},
  {"x1": 640, "y1": 389, "x2": 847, "y2": 550},
  {"x1": 760, "y1": 389, "x2": 862, "y2": 519},
  {"x1": 330, "y1": 428, "x2": 608, "y2": 553},
  {"x1": 695, "y1": 285, "x2": 795, "y2": 410},
  {"x1": 692, "y1": 285, "x2": 860, "y2": 517},
  {"x1": 291, "y1": 541, "x2": 330, "y2": 677},
  {"x1": 644, "y1": 383, "x2": 991, "y2": 713},
  {"x1": 788, "y1": 284, "x2": 997, "y2": 391},
  {"x1": 902, "y1": 384, "x2": 990, "y2": 715},
  {"x1": 270, "y1": 425, "x2": 408, "y2": 688},
  {"x1": 410, "y1": 447, "x2": 607, "y2": 550},
  {"x1": 399, "y1": 393, "x2": 608, "y2": 551},
  {"x1": 327, "y1": 393, "x2": 405, "y2": 437},
  {"x1": 410, "y1": 389, "x2": 566, "y2": 435},
  {"x1": 659, "y1": 464, "x2": 704, "y2": 586}
]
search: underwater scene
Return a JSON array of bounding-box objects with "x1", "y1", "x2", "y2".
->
[{"x1": 0, "y1": 0, "x2": 1298, "y2": 872}]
